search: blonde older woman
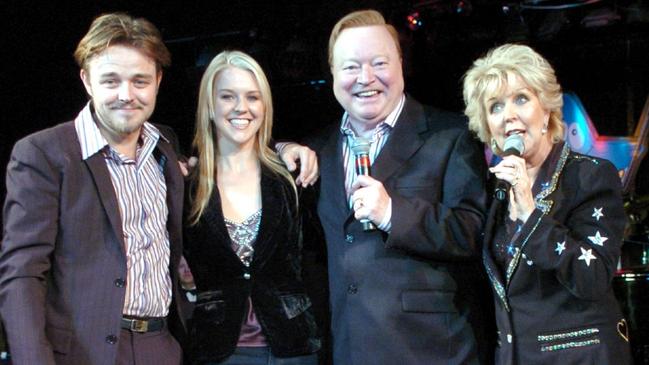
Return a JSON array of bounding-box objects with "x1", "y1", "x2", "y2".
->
[
  {"x1": 183, "y1": 50, "x2": 320, "y2": 365},
  {"x1": 463, "y1": 43, "x2": 631, "y2": 364}
]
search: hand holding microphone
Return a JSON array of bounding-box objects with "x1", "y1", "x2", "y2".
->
[
  {"x1": 493, "y1": 134, "x2": 525, "y2": 201},
  {"x1": 351, "y1": 137, "x2": 377, "y2": 231}
]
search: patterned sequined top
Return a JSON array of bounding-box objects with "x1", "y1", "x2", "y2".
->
[
  {"x1": 225, "y1": 209, "x2": 262, "y2": 266},
  {"x1": 491, "y1": 217, "x2": 524, "y2": 273},
  {"x1": 224, "y1": 209, "x2": 266, "y2": 347}
]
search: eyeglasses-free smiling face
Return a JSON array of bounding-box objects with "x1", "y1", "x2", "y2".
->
[
  {"x1": 212, "y1": 67, "x2": 264, "y2": 152},
  {"x1": 485, "y1": 72, "x2": 552, "y2": 165},
  {"x1": 331, "y1": 25, "x2": 404, "y2": 131},
  {"x1": 81, "y1": 44, "x2": 161, "y2": 140}
]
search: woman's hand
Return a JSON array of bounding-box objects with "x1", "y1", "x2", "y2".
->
[{"x1": 489, "y1": 155, "x2": 536, "y2": 222}]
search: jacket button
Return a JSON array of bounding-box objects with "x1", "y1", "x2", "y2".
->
[
  {"x1": 507, "y1": 334, "x2": 512, "y2": 343},
  {"x1": 347, "y1": 284, "x2": 358, "y2": 294},
  {"x1": 243, "y1": 273, "x2": 251, "y2": 280},
  {"x1": 345, "y1": 234, "x2": 354, "y2": 243},
  {"x1": 105, "y1": 335, "x2": 117, "y2": 344},
  {"x1": 114, "y1": 278, "x2": 125, "y2": 288}
]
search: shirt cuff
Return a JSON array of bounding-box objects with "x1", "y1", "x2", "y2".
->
[{"x1": 377, "y1": 198, "x2": 392, "y2": 233}]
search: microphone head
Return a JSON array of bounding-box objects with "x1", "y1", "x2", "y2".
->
[
  {"x1": 502, "y1": 134, "x2": 525, "y2": 156},
  {"x1": 351, "y1": 137, "x2": 371, "y2": 156}
]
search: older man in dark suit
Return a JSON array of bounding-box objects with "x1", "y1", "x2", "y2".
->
[
  {"x1": 283, "y1": 9, "x2": 492, "y2": 365},
  {"x1": 0, "y1": 13, "x2": 185, "y2": 365}
]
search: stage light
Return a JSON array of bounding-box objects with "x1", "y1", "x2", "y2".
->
[
  {"x1": 406, "y1": 11, "x2": 423, "y2": 31},
  {"x1": 455, "y1": 0, "x2": 472, "y2": 15}
]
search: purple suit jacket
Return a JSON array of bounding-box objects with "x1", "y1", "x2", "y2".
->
[{"x1": 0, "y1": 120, "x2": 185, "y2": 365}]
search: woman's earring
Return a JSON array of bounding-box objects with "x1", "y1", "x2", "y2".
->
[{"x1": 542, "y1": 124, "x2": 548, "y2": 135}]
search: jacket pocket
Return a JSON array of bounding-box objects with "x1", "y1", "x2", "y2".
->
[
  {"x1": 394, "y1": 182, "x2": 437, "y2": 200},
  {"x1": 537, "y1": 326, "x2": 601, "y2": 352},
  {"x1": 194, "y1": 290, "x2": 226, "y2": 324},
  {"x1": 279, "y1": 293, "x2": 312, "y2": 319},
  {"x1": 401, "y1": 290, "x2": 457, "y2": 313},
  {"x1": 46, "y1": 325, "x2": 72, "y2": 355}
]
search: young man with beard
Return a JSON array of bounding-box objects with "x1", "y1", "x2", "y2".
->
[{"x1": 0, "y1": 13, "x2": 185, "y2": 365}]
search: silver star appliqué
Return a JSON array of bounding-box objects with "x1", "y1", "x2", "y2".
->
[
  {"x1": 578, "y1": 247, "x2": 597, "y2": 267},
  {"x1": 592, "y1": 207, "x2": 604, "y2": 221},
  {"x1": 588, "y1": 231, "x2": 608, "y2": 246},
  {"x1": 555, "y1": 241, "x2": 566, "y2": 255}
]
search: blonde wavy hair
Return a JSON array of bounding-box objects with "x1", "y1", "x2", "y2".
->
[
  {"x1": 189, "y1": 50, "x2": 296, "y2": 224},
  {"x1": 462, "y1": 43, "x2": 565, "y2": 153}
]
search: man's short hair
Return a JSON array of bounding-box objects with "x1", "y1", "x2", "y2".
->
[
  {"x1": 74, "y1": 13, "x2": 171, "y2": 73},
  {"x1": 328, "y1": 9, "x2": 402, "y2": 68}
]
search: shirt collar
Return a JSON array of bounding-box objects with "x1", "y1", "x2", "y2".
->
[
  {"x1": 339, "y1": 94, "x2": 405, "y2": 137},
  {"x1": 74, "y1": 102, "x2": 167, "y2": 160}
]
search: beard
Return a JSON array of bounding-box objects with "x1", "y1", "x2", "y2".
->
[{"x1": 93, "y1": 101, "x2": 151, "y2": 138}]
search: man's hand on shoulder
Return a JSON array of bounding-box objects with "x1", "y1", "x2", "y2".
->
[{"x1": 277, "y1": 142, "x2": 319, "y2": 187}]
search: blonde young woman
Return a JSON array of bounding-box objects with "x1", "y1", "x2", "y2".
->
[
  {"x1": 183, "y1": 50, "x2": 320, "y2": 365},
  {"x1": 463, "y1": 43, "x2": 631, "y2": 364}
]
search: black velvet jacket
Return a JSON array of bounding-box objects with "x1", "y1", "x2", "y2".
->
[{"x1": 183, "y1": 168, "x2": 321, "y2": 364}]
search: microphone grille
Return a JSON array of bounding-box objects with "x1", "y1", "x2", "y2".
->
[
  {"x1": 503, "y1": 134, "x2": 525, "y2": 155},
  {"x1": 351, "y1": 137, "x2": 371, "y2": 156}
]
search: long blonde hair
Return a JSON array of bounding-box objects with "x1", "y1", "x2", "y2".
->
[{"x1": 188, "y1": 50, "x2": 296, "y2": 225}]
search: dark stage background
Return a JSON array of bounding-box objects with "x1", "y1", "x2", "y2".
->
[
  {"x1": 2, "y1": 0, "x2": 649, "y2": 361},
  {"x1": 2, "y1": 0, "x2": 649, "y2": 217}
]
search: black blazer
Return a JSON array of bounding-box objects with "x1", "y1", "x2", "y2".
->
[
  {"x1": 483, "y1": 142, "x2": 631, "y2": 364},
  {"x1": 183, "y1": 168, "x2": 321, "y2": 364},
  {"x1": 314, "y1": 97, "x2": 491, "y2": 365}
]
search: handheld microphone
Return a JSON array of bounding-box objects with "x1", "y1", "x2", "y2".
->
[
  {"x1": 351, "y1": 137, "x2": 377, "y2": 231},
  {"x1": 494, "y1": 134, "x2": 525, "y2": 202}
]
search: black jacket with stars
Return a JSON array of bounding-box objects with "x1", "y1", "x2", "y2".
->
[{"x1": 483, "y1": 141, "x2": 631, "y2": 365}]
